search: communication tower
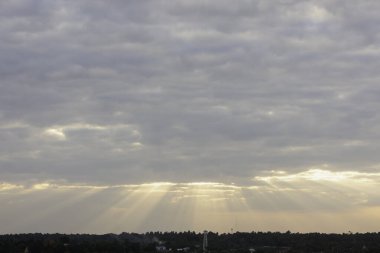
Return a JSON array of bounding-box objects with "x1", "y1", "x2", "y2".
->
[{"x1": 203, "y1": 230, "x2": 208, "y2": 253}]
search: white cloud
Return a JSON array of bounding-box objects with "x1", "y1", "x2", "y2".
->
[
  {"x1": 43, "y1": 128, "x2": 66, "y2": 140},
  {"x1": 307, "y1": 5, "x2": 332, "y2": 23},
  {"x1": 0, "y1": 182, "x2": 23, "y2": 191},
  {"x1": 254, "y1": 167, "x2": 380, "y2": 183}
]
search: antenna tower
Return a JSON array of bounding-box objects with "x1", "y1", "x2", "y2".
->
[{"x1": 203, "y1": 230, "x2": 208, "y2": 253}]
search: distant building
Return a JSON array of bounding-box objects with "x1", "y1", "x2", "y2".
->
[
  {"x1": 156, "y1": 245, "x2": 167, "y2": 252},
  {"x1": 177, "y1": 247, "x2": 191, "y2": 252}
]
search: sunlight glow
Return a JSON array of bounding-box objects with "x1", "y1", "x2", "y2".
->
[
  {"x1": 0, "y1": 183, "x2": 23, "y2": 191},
  {"x1": 42, "y1": 123, "x2": 142, "y2": 143},
  {"x1": 32, "y1": 183, "x2": 52, "y2": 190},
  {"x1": 43, "y1": 128, "x2": 66, "y2": 140},
  {"x1": 1, "y1": 171, "x2": 380, "y2": 233},
  {"x1": 254, "y1": 168, "x2": 376, "y2": 182}
]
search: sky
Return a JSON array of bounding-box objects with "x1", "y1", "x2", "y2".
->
[{"x1": 1, "y1": 0, "x2": 380, "y2": 234}]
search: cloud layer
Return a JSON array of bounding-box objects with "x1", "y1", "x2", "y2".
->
[
  {"x1": 1, "y1": 0, "x2": 380, "y2": 232},
  {"x1": 2, "y1": 0, "x2": 380, "y2": 185}
]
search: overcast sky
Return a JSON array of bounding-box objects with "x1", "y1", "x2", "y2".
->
[{"x1": 1, "y1": 0, "x2": 380, "y2": 233}]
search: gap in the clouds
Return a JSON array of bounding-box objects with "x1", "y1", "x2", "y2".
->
[{"x1": 1, "y1": 168, "x2": 380, "y2": 233}]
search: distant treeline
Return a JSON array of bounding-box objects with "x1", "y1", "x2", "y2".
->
[{"x1": 0, "y1": 231, "x2": 380, "y2": 253}]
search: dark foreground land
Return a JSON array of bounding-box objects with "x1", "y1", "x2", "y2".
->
[{"x1": 1, "y1": 231, "x2": 380, "y2": 253}]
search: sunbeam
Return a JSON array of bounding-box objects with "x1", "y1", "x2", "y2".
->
[{"x1": 1, "y1": 168, "x2": 380, "y2": 233}]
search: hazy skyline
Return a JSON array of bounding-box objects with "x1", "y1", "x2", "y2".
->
[{"x1": 1, "y1": 0, "x2": 380, "y2": 233}]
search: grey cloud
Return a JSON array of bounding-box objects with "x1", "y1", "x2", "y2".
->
[{"x1": 1, "y1": 0, "x2": 380, "y2": 185}]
